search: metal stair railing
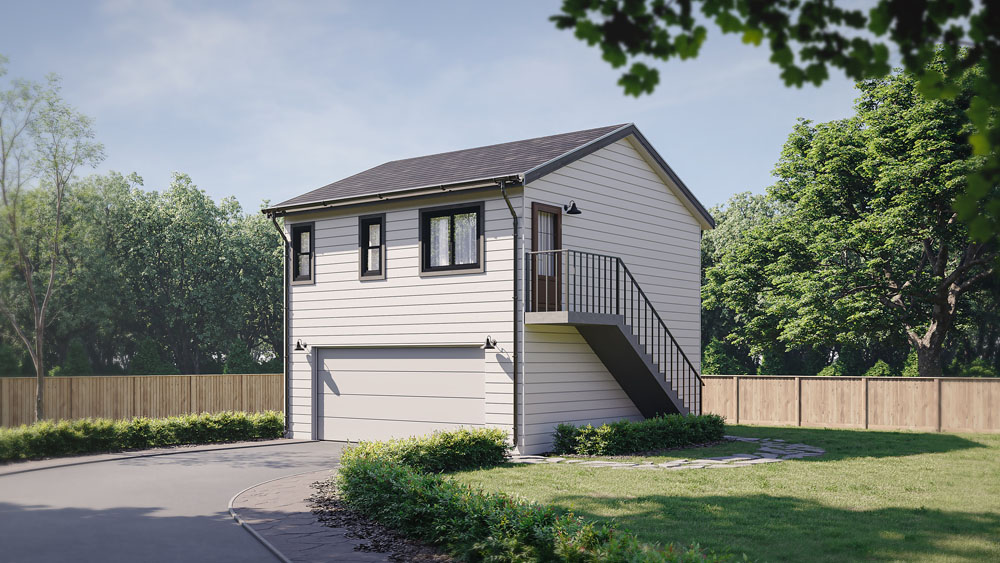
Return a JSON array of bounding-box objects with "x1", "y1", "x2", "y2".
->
[{"x1": 526, "y1": 248, "x2": 703, "y2": 414}]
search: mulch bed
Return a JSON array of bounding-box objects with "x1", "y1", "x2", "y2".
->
[
  {"x1": 557, "y1": 438, "x2": 733, "y2": 459},
  {"x1": 309, "y1": 480, "x2": 454, "y2": 563}
]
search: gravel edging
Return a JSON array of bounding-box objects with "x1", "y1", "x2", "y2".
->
[{"x1": 309, "y1": 480, "x2": 455, "y2": 562}]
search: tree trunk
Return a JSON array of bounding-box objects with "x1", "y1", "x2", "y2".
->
[
  {"x1": 34, "y1": 337, "x2": 45, "y2": 422},
  {"x1": 916, "y1": 343, "x2": 944, "y2": 378}
]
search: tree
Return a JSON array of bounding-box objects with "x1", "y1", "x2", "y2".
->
[
  {"x1": 552, "y1": 0, "x2": 1000, "y2": 247},
  {"x1": 706, "y1": 63, "x2": 996, "y2": 377},
  {"x1": 61, "y1": 337, "x2": 92, "y2": 375},
  {"x1": 0, "y1": 57, "x2": 103, "y2": 419}
]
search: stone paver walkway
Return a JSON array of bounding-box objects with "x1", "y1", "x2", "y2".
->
[
  {"x1": 509, "y1": 436, "x2": 826, "y2": 470},
  {"x1": 231, "y1": 468, "x2": 393, "y2": 563}
]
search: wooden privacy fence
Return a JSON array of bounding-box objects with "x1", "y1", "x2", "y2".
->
[
  {"x1": 702, "y1": 375, "x2": 1000, "y2": 433},
  {"x1": 0, "y1": 374, "x2": 283, "y2": 428}
]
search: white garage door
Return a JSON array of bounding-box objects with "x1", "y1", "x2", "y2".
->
[{"x1": 316, "y1": 347, "x2": 486, "y2": 442}]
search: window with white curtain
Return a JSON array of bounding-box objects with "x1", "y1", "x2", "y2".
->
[
  {"x1": 291, "y1": 223, "x2": 314, "y2": 283},
  {"x1": 537, "y1": 211, "x2": 555, "y2": 275},
  {"x1": 420, "y1": 203, "x2": 483, "y2": 273},
  {"x1": 359, "y1": 214, "x2": 385, "y2": 279}
]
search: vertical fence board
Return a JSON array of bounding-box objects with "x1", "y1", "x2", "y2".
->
[
  {"x1": 701, "y1": 375, "x2": 735, "y2": 422},
  {"x1": 44, "y1": 378, "x2": 73, "y2": 421},
  {"x1": 71, "y1": 377, "x2": 135, "y2": 420},
  {"x1": 191, "y1": 374, "x2": 243, "y2": 413},
  {"x1": 868, "y1": 378, "x2": 937, "y2": 430},
  {"x1": 940, "y1": 379, "x2": 1000, "y2": 432},
  {"x1": 702, "y1": 376, "x2": 999, "y2": 433},
  {"x1": 1, "y1": 378, "x2": 35, "y2": 427}
]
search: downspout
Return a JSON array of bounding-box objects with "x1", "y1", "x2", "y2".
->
[
  {"x1": 269, "y1": 213, "x2": 292, "y2": 437},
  {"x1": 499, "y1": 181, "x2": 520, "y2": 448}
]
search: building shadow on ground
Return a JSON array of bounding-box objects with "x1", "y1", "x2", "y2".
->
[
  {"x1": 723, "y1": 425, "x2": 989, "y2": 461},
  {"x1": 546, "y1": 491, "x2": 1000, "y2": 562}
]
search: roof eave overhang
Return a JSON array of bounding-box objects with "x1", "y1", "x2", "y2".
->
[
  {"x1": 522, "y1": 123, "x2": 716, "y2": 230},
  {"x1": 262, "y1": 174, "x2": 523, "y2": 217}
]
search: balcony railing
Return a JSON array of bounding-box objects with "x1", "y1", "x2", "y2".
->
[{"x1": 526, "y1": 248, "x2": 702, "y2": 414}]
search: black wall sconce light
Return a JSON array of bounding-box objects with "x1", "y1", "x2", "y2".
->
[
  {"x1": 294, "y1": 339, "x2": 306, "y2": 351},
  {"x1": 481, "y1": 336, "x2": 497, "y2": 350},
  {"x1": 564, "y1": 200, "x2": 582, "y2": 215}
]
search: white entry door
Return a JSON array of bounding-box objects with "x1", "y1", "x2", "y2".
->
[{"x1": 316, "y1": 347, "x2": 486, "y2": 442}]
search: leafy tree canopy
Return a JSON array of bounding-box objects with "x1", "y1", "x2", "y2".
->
[
  {"x1": 704, "y1": 61, "x2": 996, "y2": 377},
  {"x1": 552, "y1": 0, "x2": 1000, "y2": 246}
]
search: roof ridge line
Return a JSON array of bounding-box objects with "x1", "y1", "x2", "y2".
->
[{"x1": 520, "y1": 123, "x2": 634, "y2": 181}]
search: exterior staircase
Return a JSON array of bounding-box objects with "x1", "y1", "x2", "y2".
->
[{"x1": 525, "y1": 249, "x2": 702, "y2": 416}]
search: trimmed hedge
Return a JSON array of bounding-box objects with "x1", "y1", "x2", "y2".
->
[
  {"x1": 0, "y1": 410, "x2": 284, "y2": 462},
  {"x1": 341, "y1": 427, "x2": 509, "y2": 473},
  {"x1": 552, "y1": 414, "x2": 726, "y2": 456},
  {"x1": 337, "y1": 451, "x2": 729, "y2": 562}
]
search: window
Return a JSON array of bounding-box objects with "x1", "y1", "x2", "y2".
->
[
  {"x1": 291, "y1": 223, "x2": 314, "y2": 283},
  {"x1": 419, "y1": 203, "x2": 484, "y2": 274},
  {"x1": 359, "y1": 214, "x2": 385, "y2": 280}
]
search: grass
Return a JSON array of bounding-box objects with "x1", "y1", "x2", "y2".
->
[{"x1": 452, "y1": 425, "x2": 1000, "y2": 562}]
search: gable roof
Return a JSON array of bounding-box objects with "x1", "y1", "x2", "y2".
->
[{"x1": 265, "y1": 124, "x2": 714, "y2": 228}]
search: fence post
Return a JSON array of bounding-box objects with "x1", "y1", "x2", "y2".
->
[
  {"x1": 795, "y1": 376, "x2": 802, "y2": 427},
  {"x1": 935, "y1": 378, "x2": 942, "y2": 432},
  {"x1": 733, "y1": 376, "x2": 740, "y2": 424},
  {"x1": 863, "y1": 377, "x2": 869, "y2": 429}
]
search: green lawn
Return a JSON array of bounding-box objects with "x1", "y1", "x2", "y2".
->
[{"x1": 452, "y1": 426, "x2": 1000, "y2": 562}]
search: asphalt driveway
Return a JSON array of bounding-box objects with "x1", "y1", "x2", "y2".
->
[{"x1": 0, "y1": 440, "x2": 344, "y2": 563}]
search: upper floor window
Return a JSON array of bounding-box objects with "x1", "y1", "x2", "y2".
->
[
  {"x1": 291, "y1": 223, "x2": 314, "y2": 284},
  {"x1": 419, "y1": 203, "x2": 484, "y2": 274},
  {"x1": 359, "y1": 214, "x2": 385, "y2": 280}
]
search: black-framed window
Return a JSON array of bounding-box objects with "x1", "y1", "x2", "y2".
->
[
  {"x1": 419, "y1": 203, "x2": 484, "y2": 274},
  {"x1": 359, "y1": 214, "x2": 385, "y2": 279},
  {"x1": 291, "y1": 223, "x2": 314, "y2": 283}
]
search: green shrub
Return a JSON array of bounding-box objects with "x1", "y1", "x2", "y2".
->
[
  {"x1": 902, "y1": 351, "x2": 920, "y2": 377},
  {"x1": 863, "y1": 360, "x2": 894, "y2": 378},
  {"x1": 957, "y1": 358, "x2": 999, "y2": 378},
  {"x1": 336, "y1": 454, "x2": 729, "y2": 562},
  {"x1": 0, "y1": 410, "x2": 284, "y2": 462},
  {"x1": 551, "y1": 414, "x2": 725, "y2": 456},
  {"x1": 341, "y1": 427, "x2": 508, "y2": 473},
  {"x1": 817, "y1": 362, "x2": 847, "y2": 377}
]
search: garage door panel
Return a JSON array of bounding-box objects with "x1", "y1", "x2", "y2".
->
[
  {"x1": 319, "y1": 395, "x2": 485, "y2": 423},
  {"x1": 317, "y1": 346, "x2": 487, "y2": 442},
  {"x1": 322, "y1": 418, "x2": 484, "y2": 442},
  {"x1": 321, "y1": 347, "x2": 484, "y2": 372},
  {"x1": 319, "y1": 371, "x2": 483, "y2": 398}
]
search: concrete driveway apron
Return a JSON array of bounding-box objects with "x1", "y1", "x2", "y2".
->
[{"x1": 0, "y1": 440, "x2": 343, "y2": 563}]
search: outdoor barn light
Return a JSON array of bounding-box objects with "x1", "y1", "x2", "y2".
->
[
  {"x1": 294, "y1": 339, "x2": 306, "y2": 351},
  {"x1": 564, "y1": 200, "x2": 582, "y2": 215},
  {"x1": 481, "y1": 336, "x2": 497, "y2": 350}
]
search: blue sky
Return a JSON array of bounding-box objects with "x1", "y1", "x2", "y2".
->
[{"x1": 3, "y1": 0, "x2": 862, "y2": 212}]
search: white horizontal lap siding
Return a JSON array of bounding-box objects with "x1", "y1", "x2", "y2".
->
[
  {"x1": 285, "y1": 191, "x2": 521, "y2": 440},
  {"x1": 521, "y1": 325, "x2": 642, "y2": 453},
  {"x1": 527, "y1": 138, "x2": 703, "y2": 373}
]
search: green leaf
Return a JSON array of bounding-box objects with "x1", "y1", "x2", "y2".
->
[
  {"x1": 968, "y1": 133, "x2": 990, "y2": 156},
  {"x1": 741, "y1": 28, "x2": 764, "y2": 46}
]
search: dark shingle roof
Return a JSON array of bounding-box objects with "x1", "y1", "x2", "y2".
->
[{"x1": 271, "y1": 124, "x2": 628, "y2": 209}]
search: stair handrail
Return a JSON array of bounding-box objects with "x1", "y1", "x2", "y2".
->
[
  {"x1": 525, "y1": 248, "x2": 704, "y2": 411},
  {"x1": 614, "y1": 257, "x2": 703, "y2": 387}
]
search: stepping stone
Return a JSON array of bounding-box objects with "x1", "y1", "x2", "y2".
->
[
  {"x1": 545, "y1": 457, "x2": 565, "y2": 462},
  {"x1": 705, "y1": 463, "x2": 740, "y2": 469}
]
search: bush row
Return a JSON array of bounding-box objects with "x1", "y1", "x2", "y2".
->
[
  {"x1": 552, "y1": 414, "x2": 726, "y2": 456},
  {"x1": 0, "y1": 410, "x2": 284, "y2": 462},
  {"x1": 337, "y1": 451, "x2": 728, "y2": 562},
  {"x1": 340, "y1": 427, "x2": 509, "y2": 473}
]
